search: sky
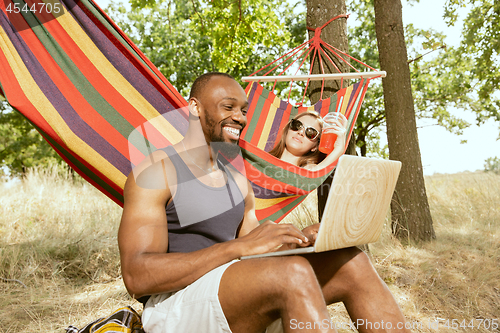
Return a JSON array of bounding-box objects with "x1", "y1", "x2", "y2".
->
[
  {"x1": 93, "y1": 0, "x2": 499, "y2": 175},
  {"x1": 400, "y1": 1, "x2": 500, "y2": 175}
]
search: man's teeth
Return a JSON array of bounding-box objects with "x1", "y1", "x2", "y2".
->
[{"x1": 224, "y1": 127, "x2": 240, "y2": 137}]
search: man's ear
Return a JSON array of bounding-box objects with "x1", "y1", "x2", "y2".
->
[{"x1": 188, "y1": 98, "x2": 201, "y2": 118}]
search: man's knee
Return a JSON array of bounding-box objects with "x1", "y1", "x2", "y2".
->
[
  {"x1": 273, "y1": 256, "x2": 321, "y2": 295},
  {"x1": 337, "y1": 247, "x2": 378, "y2": 283}
]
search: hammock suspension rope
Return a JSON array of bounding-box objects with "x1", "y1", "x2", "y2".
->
[{"x1": 242, "y1": 14, "x2": 386, "y2": 105}]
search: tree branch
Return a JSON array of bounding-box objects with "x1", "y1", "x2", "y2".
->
[
  {"x1": 191, "y1": 0, "x2": 205, "y2": 31},
  {"x1": 407, "y1": 45, "x2": 446, "y2": 64}
]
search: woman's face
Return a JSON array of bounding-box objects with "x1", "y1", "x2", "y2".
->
[{"x1": 284, "y1": 115, "x2": 321, "y2": 156}]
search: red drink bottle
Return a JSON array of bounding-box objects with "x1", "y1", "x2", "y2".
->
[
  {"x1": 318, "y1": 112, "x2": 339, "y2": 154},
  {"x1": 319, "y1": 131, "x2": 337, "y2": 154}
]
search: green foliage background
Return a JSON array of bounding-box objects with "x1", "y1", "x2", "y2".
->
[
  {"x1": 105, "y1": 0, "x2": 306, "y2": 97},
  {"x1": 0, "y1": 100, "x2": 61, "y2": 177}
]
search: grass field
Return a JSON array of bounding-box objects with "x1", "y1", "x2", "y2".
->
[{"x1": 0, "y1": 165, "x2": 499, "y2": 332}]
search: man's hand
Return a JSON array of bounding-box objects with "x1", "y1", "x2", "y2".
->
[
  {"x1": 275, "y1": 223, "x2": 320, "y2": 251},
  {"x1": 235, "y1": 221, "x2": 309, "y2": 257}
]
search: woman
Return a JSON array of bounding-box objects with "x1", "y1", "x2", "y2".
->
[
  {"x1": 269, "y1": 111, "x2": 348, "y2": 170},
  {"x1": 270, "y1": 110, "x2": 348, "y2": 241}
]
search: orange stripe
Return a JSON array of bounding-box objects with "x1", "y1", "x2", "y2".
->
[
  {"x1": 255, "y1": 196, "x2": 299, "y2": 221},
  {"x1": 8, "y1": 6, "x2": 144, "y2": 161},
  {"x1": 319, "y1": 97, "x2": 331, "y2": 118},
  {"x1": 85, "y1": 0, "x2": 187, "y2": 108},
  {"x1": 31, "y1": 4, "x2": 154, "y2": 130},
  {"x1": 0, "y1": 35, "x2": 123, "y2": 196},
  {"x1": 0, "y1": 45, "x2": 62, "y2": 144},
  {"x1": 250, "y1": 84, "x2": 271, "y2": 146},
  {"x1": 48, "y1": 4, "x2": 182, "y2": 143}
]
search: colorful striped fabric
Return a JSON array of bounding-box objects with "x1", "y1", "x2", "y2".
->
[
  {"x1": 0, "y1": 0, "x2": 187, "y2": 206},
  {"x1": 0, "y1": 0, "x2": 370, "y2": 223},
  {"x1": 241, "y1": 80, "x2": 370, "y2": 222},
  {"x1": 65, "y1": 306, "x2": 144, "y2": 333}
]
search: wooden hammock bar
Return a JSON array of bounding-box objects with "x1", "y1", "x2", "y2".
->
[{"x1": 242, "y1": 71, "x2": 387, "y2": 83}]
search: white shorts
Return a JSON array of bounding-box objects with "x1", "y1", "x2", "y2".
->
[{"x1": 142, "y1": 260, "x2": 283, "y2": 333}]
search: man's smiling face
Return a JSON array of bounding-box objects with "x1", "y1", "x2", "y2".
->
[{"x1": 195, "y1": 76, "x2": 248, "y2": 145}]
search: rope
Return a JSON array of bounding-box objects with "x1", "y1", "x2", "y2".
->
[{"x1": 247, "y1": 13, "x2": 379, "y2": 105}]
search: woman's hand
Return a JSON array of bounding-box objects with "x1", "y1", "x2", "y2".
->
[{"x1": 301, "y1": 113, "x2": 349, "y2": 171}]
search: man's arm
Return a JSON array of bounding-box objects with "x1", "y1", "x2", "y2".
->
[
  {"x1": 119, "y1": 165, "x2": 309, "y2": 299},
  {"x1": 236, "y1": 176, "x2": 316, "y2": 249}
]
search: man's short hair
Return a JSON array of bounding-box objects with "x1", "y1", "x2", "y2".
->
[{"x1": 189, "y1": 72, "x2": 235, "y2": 100}]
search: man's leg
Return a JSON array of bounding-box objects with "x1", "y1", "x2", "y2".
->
[
  {"x1": 302, "y1": 247, "x2": 410, "y2": 332},
  {"x1": 219, "y1": 256, "x2": 337, "y2": 333}
]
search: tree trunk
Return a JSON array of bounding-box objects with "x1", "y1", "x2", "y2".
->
[
  {"x1": 305, "y1": 0, "x2": 356, "y2": 222},
  {"x1": 358, "y1": 132, "x2": 367, "y2": 157},
  {"x1": 306, "y1": 0, "x2": 349, "y2": 102},
  {"x1": 373, "y1": 0, "x2": 435, "y2": 242}
]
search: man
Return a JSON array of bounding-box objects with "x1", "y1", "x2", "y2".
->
[{"x1": 119, "y1": 72, "x2": 410, "y2": 333}]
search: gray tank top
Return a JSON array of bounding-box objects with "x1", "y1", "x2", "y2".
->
[{"x1": 163, "y1": 145, "x2": 245, "y2": 253}]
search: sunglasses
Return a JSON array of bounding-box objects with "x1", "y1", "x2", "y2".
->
[{"x1": 289, "y1": 119, "x2": 320, "y2": 141}]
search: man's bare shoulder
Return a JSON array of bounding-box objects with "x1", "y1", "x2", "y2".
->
[
  {"x1": 127, "y1": 149, "x2": 178, "y2": 191},
  {"x1": 122, "y1": 149, "x2": 179, "y2": 212}
]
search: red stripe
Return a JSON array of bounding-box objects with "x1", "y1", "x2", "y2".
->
[
  {"x1": 5, "y1": 5, "x2": 144, "y2": 161},
  {"x1": 242, "y1": 83, "x2": 263, "y2": 141},
  {"x1": 250, "y1": 90, "x2": 274, "y2": 146},
  {"x1": 319, "y1": 97, "x2": 331, "y2": 118},
  {"x1": 41, "y1": 132, "x2": 125, "y2": 206},
  {"x1": 0, "y1": 46, "x2": 124, "y2": 195},
  {"x1": 255, "y1": 196, "x2": 299, "y2": 221},
  {"x1": 80, "y1": 1, "x2": 187, "y2": 108},
  {"x1": 0, "y1": 44, "x2": 63, "y2": 145},
  {"x1": 251, "y1": 85, "x2": 272, "y2": 146},
  {"x1": 240, "y1": 140, "x2": 334, "y2": 178},
  {"x1": 31, "y1": 5, "x2": 158, "y2": 133},
  {"x1": 241, "y1": 82, "x2": 256, "y2": 139}
]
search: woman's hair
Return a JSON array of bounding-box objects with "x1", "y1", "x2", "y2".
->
[{"x1": 269, "y1": 111, "x2": 325, "y2": 167}]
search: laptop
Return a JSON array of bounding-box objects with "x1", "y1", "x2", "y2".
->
[{"x1": 241, "y1": 155, "x2": 401, "y2": 259}]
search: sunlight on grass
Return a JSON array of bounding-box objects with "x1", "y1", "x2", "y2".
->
[
  {"x1": 283, "y1": 171, "x2": 500, "y2": 332},
  {"x1": 1, "y1": 167, "x2": 499, "y2": 332},
  {"x1": 0, "y1": 165, "x2": 138, "y2": 332}
]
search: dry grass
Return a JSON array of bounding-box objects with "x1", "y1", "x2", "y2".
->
[
  {"x1": 284, "y1": 172, "x2": 500, "y2": 332},
  {"x1": 1, "y1": 167, "x2": 499, "y2": 332},
  {"x1": 0, "y1": 165, "x2": 140, "y2": 332}
]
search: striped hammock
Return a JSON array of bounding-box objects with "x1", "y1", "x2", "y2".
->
[
  {"x1": 0, "y1": 0, "x2": 187, "y2": 206},
  {"x1": 0, "y1": 0, "x2": 370, "y2": 222},
  {"x1": 241, "y1": 80, "x2": 369, "y2": 222}
]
